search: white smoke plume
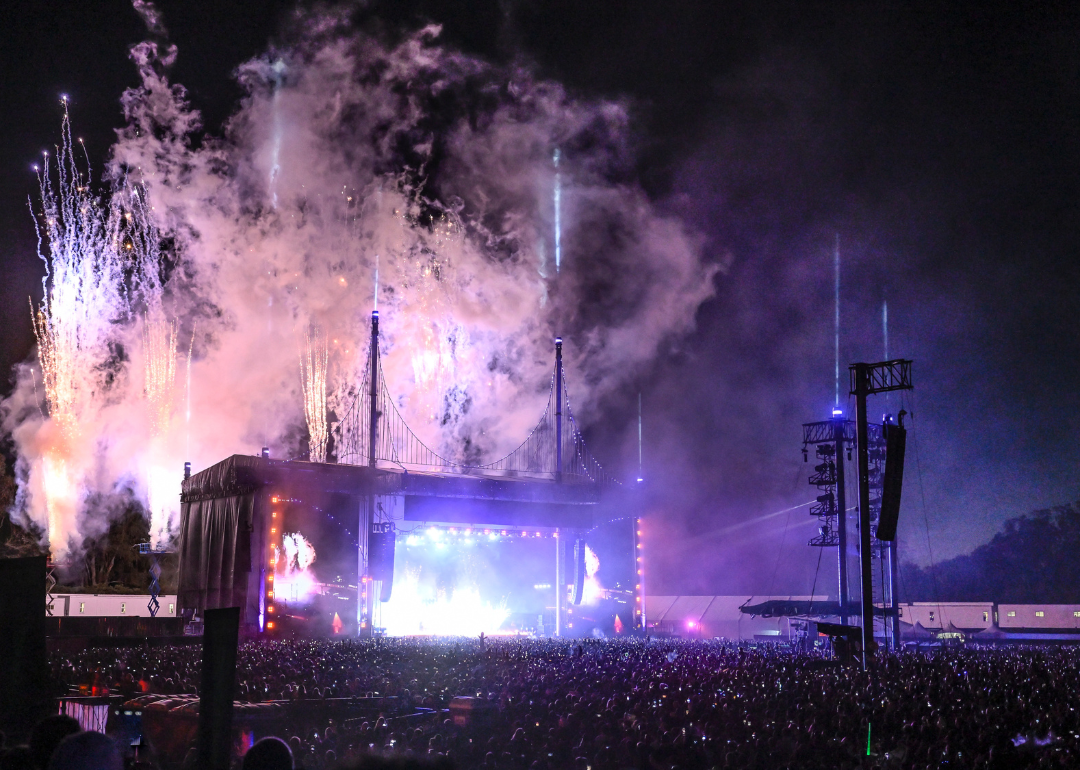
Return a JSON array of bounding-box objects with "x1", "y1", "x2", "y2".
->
[{"x1": 3, "y1": 12, "x2": 717, "y2": 563}]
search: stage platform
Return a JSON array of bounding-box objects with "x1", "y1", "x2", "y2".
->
[{"x1": 178, "y1": 455, "x2": 642, "y2": 636}]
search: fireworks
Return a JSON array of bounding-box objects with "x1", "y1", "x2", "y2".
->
[
  {"x1": 27, "y1": 101, "x2": 129, "y2": 557},
  {"x1": 6, "y1": 27, "x2": 716, "y2": 566},
  {"x1": 31, "y1": 305, "x2": 76, "y2": 439},
  {"x1": 144, "y1": 313, "x2": 178, "y2": 436},
  {"x1": 31, "y1": 104, "x2": 125, "y2": 439},
  {"x1": 301, "y1": 328, "x2": 329, "y2": 463}
]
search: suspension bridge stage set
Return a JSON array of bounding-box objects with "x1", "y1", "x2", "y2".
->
[{"x1": 176, "y1": 312, "x2": 643, "y2": 637}]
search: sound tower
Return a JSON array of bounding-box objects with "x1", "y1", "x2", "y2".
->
[
  {"x1": 572, "y1": 538, "x2": 585, "y2": 605},
  {"x1": 877, "y1": 412, "x2": 907, "y2": 541}
]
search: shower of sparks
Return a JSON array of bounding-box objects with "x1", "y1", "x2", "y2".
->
[
  {"x1": 31, "y1": 304, "x2": 76, "y2": 439},
  {"x1": 144, "y1": 313, "x2": 178, "y2": 436},
  {"x1": 301, "y1": 327, "x2": 329, "y2": 462},
  {"x1": 31, "y1": 101, "x2": 125, "y2": 440},
  {"x1": 28, "y1": 99, "x2": 129, "y2": 557}
]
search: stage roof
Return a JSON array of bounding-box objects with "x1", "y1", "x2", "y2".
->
[{"x1": 182, "y1": 454, "x2": 641, "y2": 532}]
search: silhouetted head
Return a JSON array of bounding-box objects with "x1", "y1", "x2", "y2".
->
[
  {"x1": 29, "y1": 715, "x2": 80, "y2": 769},
  {"x1": 243, "y1": 737, "x2": 294, "y2": 770},
  {"x1": 47, "y1": 732, "x2": 122, "y2": 770}
]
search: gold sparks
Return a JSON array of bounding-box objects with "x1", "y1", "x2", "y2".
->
[
  {"x1": 144, "y1": 313, "x2": 178, "y2": 435},
  {"x1": 31, "y1": 302, "x2": 78, "y2": 438},
  {"x1": 301, "y1": 327, "x2": 329, "y2": 462}
]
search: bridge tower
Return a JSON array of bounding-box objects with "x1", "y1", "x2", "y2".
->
[{"x1": 357, "y1": 310, "x2": 379, "y2": 637}]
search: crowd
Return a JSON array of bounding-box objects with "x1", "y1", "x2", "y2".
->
[{"x1": 5, "y1": 638, "x2": 1079, "y2": 768}]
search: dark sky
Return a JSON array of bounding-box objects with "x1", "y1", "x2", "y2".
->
[{"x1": 2, "y1": 0, "x2": 1079, "y2": 594}]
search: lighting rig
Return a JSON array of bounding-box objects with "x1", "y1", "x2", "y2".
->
[{"x1": 801, "y1": 409, "x2": 895, "y2": 644}]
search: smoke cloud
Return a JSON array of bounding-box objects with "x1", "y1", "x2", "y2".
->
[{"x1": 2, "y1": 11, "x2": 717, "y2": 563}]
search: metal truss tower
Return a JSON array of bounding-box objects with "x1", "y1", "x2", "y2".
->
[
  {"x1": 803, "y1": 409, "x2": 900, "y2": 650},
  {"x1": 851, "y1": 359, "x2": 913, "y2": 666}
]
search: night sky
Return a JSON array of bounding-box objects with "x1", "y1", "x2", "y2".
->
[{"x1": 2, "y1": 1, "x2": 1078, "y2": 595}]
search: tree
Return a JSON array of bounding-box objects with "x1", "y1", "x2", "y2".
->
[
  {"x1": 0, "y1": 463, "x2": 46, "y2": 559},
  {"x1": 901, "y1": 501, "x2": 1080, "y2": 603},
  {"x1": 77, "y1": 500, "x2": 153, "y2": 591}
]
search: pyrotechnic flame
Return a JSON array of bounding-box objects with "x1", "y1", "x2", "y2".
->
[
  {"x1": 277, "y1": 532, "x2": 318, "y2": 604},
  {"x1": 582, "y1": 544, "x2": 603, "y2": 604},
  {"x1": 41, "y1": 453, "x2": 76, "y2": 556},
  {"x1": 300, "y1": 328, "x2": 328, "y2": 462}
]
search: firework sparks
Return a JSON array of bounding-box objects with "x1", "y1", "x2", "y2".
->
[
  {"x1": 144, "y1": 313, "x2": 178, "y2": 436},
  {"x1": 31, "y1": 106, "x2": 125, "y2": 439},
  {"x1": 301, "y1": 328, "x2": 329, "y2": 462},
  {"x1": 27, "y1": 101, "x2": 128, "y2": 557}
]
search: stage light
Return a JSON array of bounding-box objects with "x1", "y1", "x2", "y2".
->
[
  {"x1": 267, "y1": 622, "x2": 274, "y2": 630},
  {"x1": 832, "y1": 408, "x2": 843, "y2": 416},
  {"x1": 271, "y1": 527, "x2": 277, "y2": 534},
  {"x1": 272, "y1": 496, "x2": 278, "y2": 503},
  {"x1": 267, "y1": 575, "x2": 273, "y2": 582}
]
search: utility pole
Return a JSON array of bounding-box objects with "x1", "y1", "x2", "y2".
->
[{"x1": 850, "y1": 359, "x2": 912, "y2": 667}]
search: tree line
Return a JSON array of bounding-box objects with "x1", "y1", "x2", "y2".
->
[
  {"x1": 900, "y1": 501, "x2": 1080, "y2": 604},
  {"x1": 0, "y1": 462, "x2": 176, "y2": 592}
]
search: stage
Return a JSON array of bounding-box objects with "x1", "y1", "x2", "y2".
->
[{"x1": 177, "y1": 455, "x2": 642, "y2": 638}]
